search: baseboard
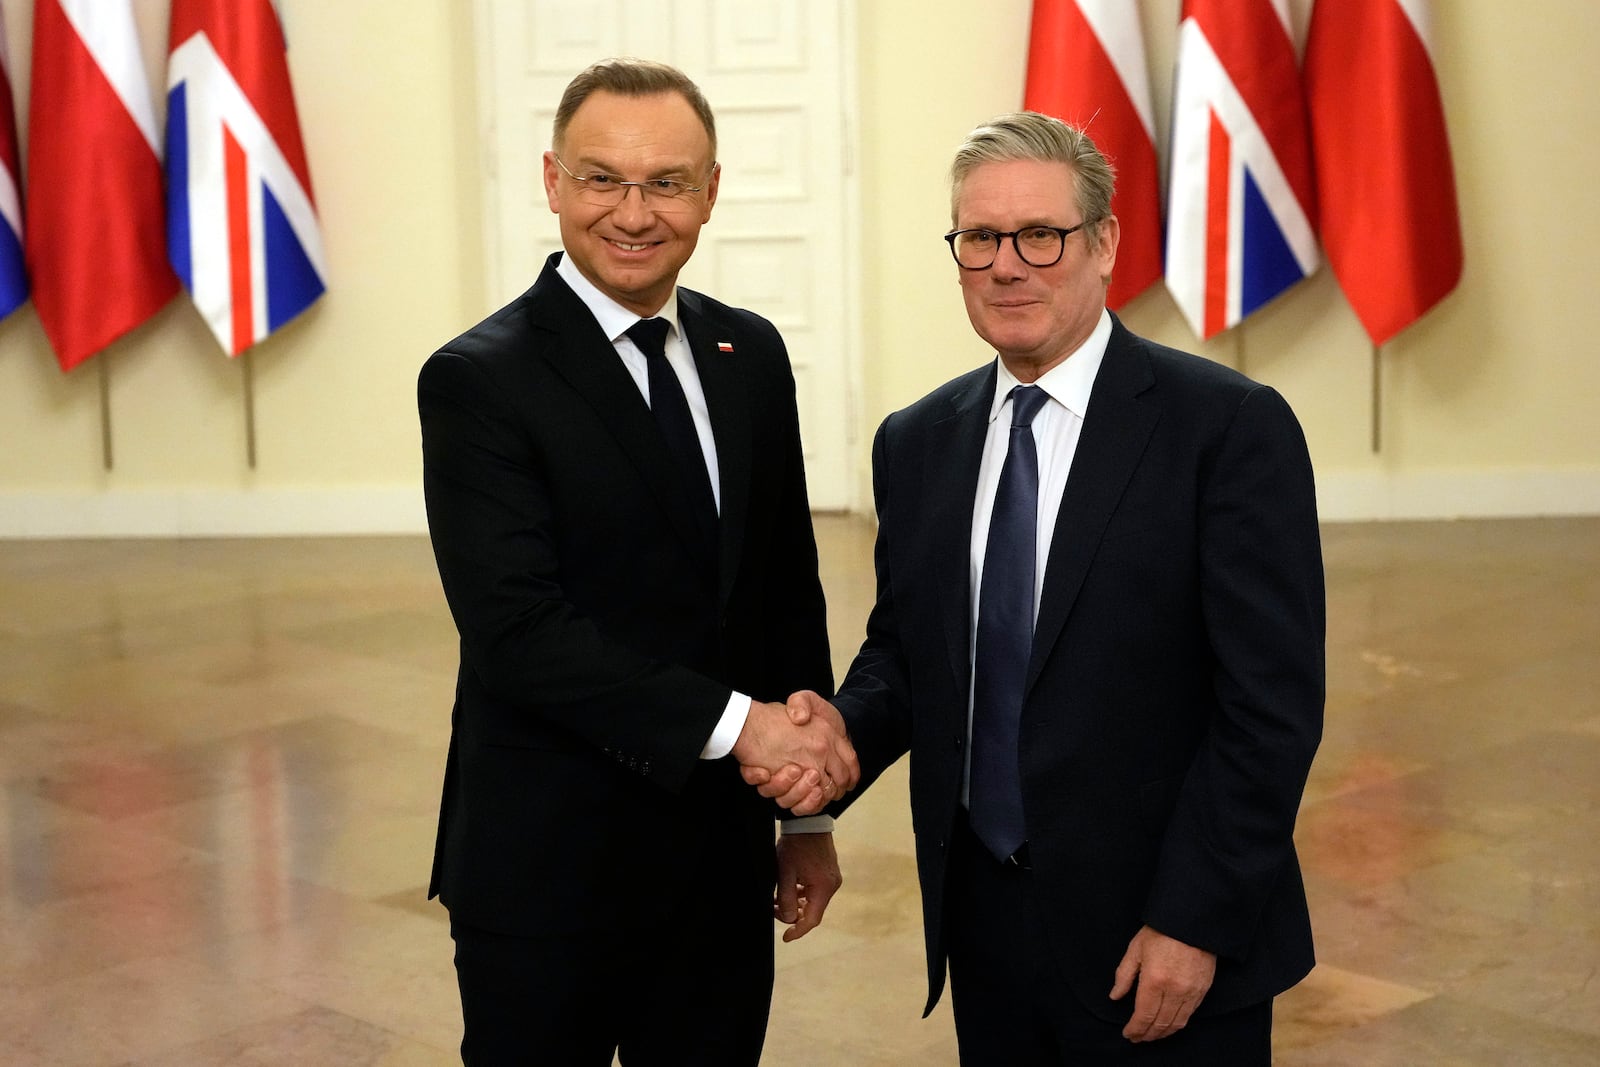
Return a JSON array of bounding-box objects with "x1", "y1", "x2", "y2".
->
[
  {"x1": 2, "y1": 469, "x2": 1597, "y2": 538},
  {"x1": 0, "y1": 487, "x2": 429, "y2": 538},
  {"x1": 1315, "y1": 468, "x2": 1600, "y2": 522}
]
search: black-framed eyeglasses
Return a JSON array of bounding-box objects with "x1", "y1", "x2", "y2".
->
[
  {"x1": 943, "y1": 222, "x2": 1096, "y2": 270},
  {"x1": 552, "y1": 154, "x2": 711, "y2": 207}
]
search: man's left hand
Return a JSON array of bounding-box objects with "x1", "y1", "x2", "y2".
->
[
  {"x1": 1109, "y1": 925, "x2": 1216, "y2": 1042},
  {"x1": 773, "y1": 831, "x2": 843, "y2": 942}
]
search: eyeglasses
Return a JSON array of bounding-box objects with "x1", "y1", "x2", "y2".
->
[
  {"x1": 552, "y1": 154, "x2": 710, "y2": 207},
  {"x1": 943, "y1": 222, "x2": 1096, "y2": 270}
]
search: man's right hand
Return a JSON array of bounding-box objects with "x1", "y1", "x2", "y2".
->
[
  {"x1": 738, "y1": 690, "x2": 855, "y2": 814},
  {"x1": 733, "y1": 692, "x2": 858, "y2": 815}
]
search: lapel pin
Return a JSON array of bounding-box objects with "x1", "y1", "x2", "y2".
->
[{"x1": 717, "y1": 341, "x2": 734, "y2": 352}]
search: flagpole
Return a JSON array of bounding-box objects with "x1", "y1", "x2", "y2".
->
[
  {"x1": 1370, "y1": 342, "x2": 1382, "y2": 454},
  {"x1": 97, "y1": 361, "x2": 115, "y2": 470},
  {"x1": 241, "y1": 350, "x2": 258, "y2": 469}
]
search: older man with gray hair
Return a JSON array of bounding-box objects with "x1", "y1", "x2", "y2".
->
[{"x1": 752, "y1": 111, "x2": 1325, "y2": 1063}]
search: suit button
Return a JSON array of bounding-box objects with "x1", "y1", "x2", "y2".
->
[{"x1": 954, "y1": 736, "x2": 963, "y2": 749}]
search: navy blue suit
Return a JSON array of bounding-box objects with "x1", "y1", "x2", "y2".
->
[{"x1": 834, "y1": 313, "x2": 1324, "y2": 1034}]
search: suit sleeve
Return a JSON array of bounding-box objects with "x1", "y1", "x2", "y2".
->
[
  {"x1": 832, "y1": 417, "x2": 916, "y2": 800},
  {"x1": 419, "y1": 348, "x2": 730, "y2": 794},
  {"x1": 1143, "y1": 385, "x2": 1325, "y2": 959}
]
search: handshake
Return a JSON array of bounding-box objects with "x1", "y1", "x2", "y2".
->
[{"x1": 733, "y1": 691, "x2": 859, "y2": 816}]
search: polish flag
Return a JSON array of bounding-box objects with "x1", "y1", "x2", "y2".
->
[
  {"x1": 1, "y1": 4, "x2": 26, "y2": 321},
  {"x1": 25, "y1": 0, "x2": 177, "y2": 371},
  {"x1": 1165, "y1": 0, "x2": 1319, "y2": 340},
  {"x1": 1024, "y1": 0, "x2": 1162, "y2": 310},
  {"x1": 166, "y1": 0, "x2": 327, "y2": 356},
  {"x1": 1305, "y1": 0, "x2": 1461, "y2": 345}
]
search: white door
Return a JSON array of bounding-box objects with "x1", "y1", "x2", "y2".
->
[{"x1": 474, "y1": 0, "x2": 861, "y2": 510}]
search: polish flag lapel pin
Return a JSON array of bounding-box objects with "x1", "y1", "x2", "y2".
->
[{"x1": 717, "y1": 341, "x2": 735, "y2": 352}]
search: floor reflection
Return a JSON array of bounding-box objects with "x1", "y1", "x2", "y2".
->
[{"x1": 0, "y1": 518, "x2": 1596, "y2": 1064}]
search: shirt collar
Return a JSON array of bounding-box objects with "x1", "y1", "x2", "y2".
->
[
  {"x1": 988, "y1": 308, "x2": 1111, "y2": 424},
  {"x1": 556, "y1": 251, "x2": 683, "y2": 344}
]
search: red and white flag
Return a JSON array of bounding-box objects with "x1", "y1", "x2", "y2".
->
[
  {"x1": 1305, "y1": 0, "x2": 1461, "y2": 345},
  {"x1": 1, "y1": 2, "x2": 27, "y2": 321},
  {"x1": 25, "y1": 0, "x2": 177, "y2": 372},
  {"x1": 166, "y1": 0, "x2": 327, "y2": 356},
  {"x1": 1165, "y1": 0, "x2": 1319, "y2": 340},
  {"x1": 1024, "y1": 0, "x2": 1162, "y2": 310}
]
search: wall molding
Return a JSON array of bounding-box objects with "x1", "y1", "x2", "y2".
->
[{"x1": 1, "y1": 469, "x2": 1597, "y2": 538}]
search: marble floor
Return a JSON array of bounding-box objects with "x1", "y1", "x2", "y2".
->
[{"x1": 1, "y1": 516, "x2": 1596, "y2": 1065}]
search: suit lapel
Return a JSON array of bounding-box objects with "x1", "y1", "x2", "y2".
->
[
  {"x1": 527, "y1": 260, "x2": 711, "y2": 571},
  {"x1": 932, "y1": 365, "x2": 997, "y2": 704},
  {"x1": 678, "y1": 291, "x2": 752, "y2": 608},
  {"x1": 1027, "y1": 321, "x2": 1160, "y2": 693}
]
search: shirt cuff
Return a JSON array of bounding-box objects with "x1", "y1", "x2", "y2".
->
[
  {"x1": 779, "y1": 815, "x2": 836, "y2": 834},
  {"x1": 699, "y1": 691, "x2": 751, "y2": 759}
]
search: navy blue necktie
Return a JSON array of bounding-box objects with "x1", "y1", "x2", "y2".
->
[
  {"x1": 627, "y1": 318, "x2": 718, "y2": 557},
  {"x1": 970, "y1": 384, "x2": 1049, "y2": 862}
]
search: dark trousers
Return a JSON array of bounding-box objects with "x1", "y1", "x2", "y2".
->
[
  {"x1": 450, "y1": 890, "x2": 773, "y2": 1066},
  {"x1": 946, "y1": 815, "x2": 1272, "y2": 1066}
]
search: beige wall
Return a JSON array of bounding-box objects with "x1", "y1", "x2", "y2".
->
[
  {"x1": 2, "y1": 0, "x2": 1597, "y2": 535},
  {"x1": 0, "y1": 0, "x2": 482, "y2": 534}
]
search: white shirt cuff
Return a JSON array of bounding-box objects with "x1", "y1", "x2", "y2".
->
[
  {"x1": 779, "y1": 815, "x2": 836, "y2": 834},
  {"x1": 699, "y1": 691, "x2": 751, "y2": 759}
]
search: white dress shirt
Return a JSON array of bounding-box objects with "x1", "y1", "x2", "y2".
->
[
  {"x1": 962, "y1": 308, "x2": 1112, "y2": 803},
  {"x1": 554, "y1": 255, "x2": 750, "y2": 760}
]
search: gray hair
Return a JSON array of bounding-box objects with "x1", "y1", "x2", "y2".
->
[
  {"x1": 949, "y1": 111, "x2": 1115, "y2": 244},
  {"x1": 552, "y1": 58, "x2": 717, "y2": 160}
]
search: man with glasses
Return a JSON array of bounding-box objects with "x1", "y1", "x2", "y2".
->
[
  {"x1": 750, "y1": 112, "x2": 1324, "y2": 1063},
  {"x1": 419, "y1": 58, "x2": 855, "y2": 1065}
]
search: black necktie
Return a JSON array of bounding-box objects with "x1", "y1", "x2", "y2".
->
[
  {"x1": 970, "y1": 384, "x2": 1049, "y2": 862},
  {"x1": 626, "y1": 318, "x2": 718, "y2": 555}
]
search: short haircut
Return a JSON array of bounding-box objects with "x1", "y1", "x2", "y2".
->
[
  {"x1": 949, "y1": 111, "x2": 1116, "y2": 244},
  {"x1": 552, "y1": 58, "x2": 717, "y2": 162}
]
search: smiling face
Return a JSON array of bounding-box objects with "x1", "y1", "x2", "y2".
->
[
  {"x1": 953, "y1": 159, "x2": 1119, "y2": 382},
  {"x1": 543, "y1": 90, "x2": 720, "y2": 316}
]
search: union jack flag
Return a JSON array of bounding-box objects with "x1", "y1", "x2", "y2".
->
[
  {"x1": 1165, "y1": 0, "x2": 1319, "y2": 340},
  {"x1": 166, "y1": 0, "x2": 326, "y2": 356},
  {"x1": 0, "y1": 4, "x2": 24, "y2": 322}
]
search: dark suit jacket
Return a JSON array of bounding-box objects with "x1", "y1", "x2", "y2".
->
[
  {"x1": 419, "y1": 253, "x2": 832, "y2": 937},
  {"x1": 834, "y1": 313, "x2": 1324, "y2": 1022}
]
